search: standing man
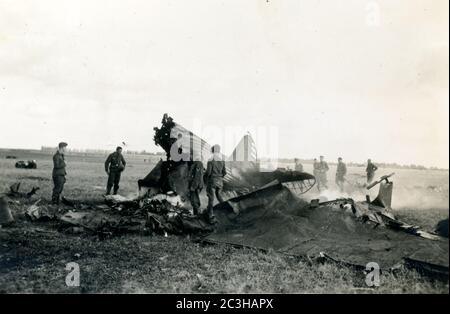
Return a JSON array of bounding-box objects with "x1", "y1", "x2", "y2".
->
[
  {"x1": 105, "y1": 146, "x2": 127, "y2": 195},
  {"x1": 294, "y1": 158, "x2": 304, "y2": 172},
  {"x1": 317, "y1": 155, "x2": 329, "y2": 190},
  {"x1": 313, "y1": 158, "x2": 320, "y2": 191},
  {"x1": 335, "y1": 157, "x2": 347, "y2": 193},
  {"x1": 52, "y1": 142, "x2": 68, "y2": 205},
  {"x1": 205, "y1": 144, "x2": 227, "y2": 224},
  {"x1": 189, "y1": 160, "x2": 204, "y2": 216},
  {"x1": 366, "y1": 159, "x2": 378, "y2": 184}
]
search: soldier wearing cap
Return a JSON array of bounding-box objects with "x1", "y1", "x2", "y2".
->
[
  {"x1": 52, "y1": 142, "x2": 68, "y2": 204},
  {"x1": 205, "y1": 144, "x2": 227, "y2": 223},
  {"x1": 317, "y1": 155, "x2": 329, "y2": 190},
  {"x1": 105, "y1": 146, "x2": 127, "y2": 195},
  {"x1": 313, "y1": 158, "x2": 320, "y2": 191}
]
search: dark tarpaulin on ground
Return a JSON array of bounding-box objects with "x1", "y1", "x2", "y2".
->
[{"x1": 204, "y1": 185, "x2": 449, "y2": 275}]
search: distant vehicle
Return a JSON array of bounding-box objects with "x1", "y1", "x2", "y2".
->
[
  {"x1": 6, "y1": 156, "x2": 17, "y2": 159},
  {"x1": 15, "y1": 160, "x2": 37, "y2": 169}
]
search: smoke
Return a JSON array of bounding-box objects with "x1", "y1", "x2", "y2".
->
[
  {"x1": 391, "y1": 186, "x2": 449, "y2": 211},
  {"x1": 301, "y1": 180, "x2": 449, "y2": 211}
]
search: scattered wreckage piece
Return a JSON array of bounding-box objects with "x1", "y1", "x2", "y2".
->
[
  {"x1": 60, "y1": 210, "x2": 146, "y2": 236},
  {"x1": 0, "y1": 197, "x2": 14, "y2": 226},
  {"x1": 146, "y1": 193, "x2": 185, "y2": 208},
  {"x1": 60, "y1": 197, "x2": 96, "y2": 211},
  {"x1": 204, "y1": 179, "x2": 449, "y2": 278},
  {"x1": 8, "y1": 182, "x2": 40, "y2": 199},
  {"x1": 15, "y1": 160, "x2": 37, "y2": 169},
  {"x1": 146, "y1": 212, "x2": 214, "y2": 236},
  {"x1": 9, "y1": 183, "x2": 20, "y2": 194},
  {"x1": 366, "y1": 172, "x2": 395, "y2": 191},
  {"x1": 104, "y1": 194, "x2": 139, "y2": 208},
  {"x1": 25, "y1": 199, "x2": 57, "y2": 221},
  {"x1": 6, "y1": 155, "x2": 17, "y2": 159},
  {"x1": 142, "y1": 193, "x2": 213, "y2": 235},
  {"x1": 57, "y1": 192, "x2": 213, "y2": 236}
]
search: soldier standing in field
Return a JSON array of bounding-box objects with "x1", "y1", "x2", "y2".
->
[
  {"x1": 366, "y1": 159, "x2": 378, "y2": 184},
  {"x1": 317, "y1": 155, "x2": 329, "y2": 190},
  {"x1": 313, "y1": 158, "x2": 320, "y2": 191},
  {"x1": 52, "y1": 142, "x2": 68, "y2": 205},
  {"x1": 189, "y1": 160, "x2": 204, "y2": 216},
  {"x1": 205, "y1": 144, "x2": 227, "y2": 224},
  {"x1": 105, "y1": 146, "x2": 127, "y2": 195},
  {"x1": 335, "y1": 157, "x2": 347, "y2": 193}
]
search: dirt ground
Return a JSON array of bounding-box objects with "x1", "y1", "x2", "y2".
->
[{"x1": 0, "y1": 150, "x2": 448, "y2": 293}]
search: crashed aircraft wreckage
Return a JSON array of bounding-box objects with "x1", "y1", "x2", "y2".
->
[
  {"x1": 138, "y1": 113, "x2": 316, "y2": 201},
  {"x1": 52, "y1": 114, "x2": 447, "y2": 278},
  {"x1": 206, "y1": 174, "x2": 448, "y2": 277},
  {"x1": 133, "y1": 114, "x2": 448, "y2": 277}
]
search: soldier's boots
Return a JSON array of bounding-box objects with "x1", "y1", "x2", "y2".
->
[
  {"x1": 105, "y1": 189, "x2": 118, "y2": 196},
  {"x1": 52, "y1": 195, "x2": 60, "y2": 205}
]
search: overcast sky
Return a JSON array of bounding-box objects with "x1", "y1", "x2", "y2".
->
[{"x1": 0, "y1": 0, "x2": 448, "y2": 167}]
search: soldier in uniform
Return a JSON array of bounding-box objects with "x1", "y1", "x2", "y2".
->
[
  {"x1": 366, "y1": 159, "x2": 378, "y2": 184},
  {"x1": 335, "y1": 157, "x2": 347, "y2": 193},
  {"x1": 52, "y1": 142, "x2": 68, "y2": 205},
  {"x1": 317, "y1": 155, "x2": 329, "y2": 190},
  {"x1": 105, "y1": 146, "x2": 127, "y2": 195},
  {"x1": 313, "y1": 158, "x2": 320, "y2": 191},
  {"x1": 205, "y1": 144, "x2": 227, "y2": 223},
  {"x1": 294, "y1": 158, "x2": 304, "y2": 172},
  {"x1": 189, "y1": 160, "x2": 204, "y2": 216}
]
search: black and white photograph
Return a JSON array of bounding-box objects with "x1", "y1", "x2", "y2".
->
[{"x1": 0, "y1": 0, "x2": 448, "y2": 300}]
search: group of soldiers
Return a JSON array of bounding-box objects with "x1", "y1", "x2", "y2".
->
[
  {"x1": 51, "y1": 141, "x2": 378, "y2": 222},
  {"x1": 51, "y1": 143, "x2": 128, "y2": 205},
  {"x1": 308, "y1": 156, "x2": 378, "y2": 192},
  {"x1": 51, "y1": 142, "x2": 226, "y2": 224},
  {"x1": 187, "y1": 144, "x2": 226, "y2": 223}
]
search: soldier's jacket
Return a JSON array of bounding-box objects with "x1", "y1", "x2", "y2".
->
[
  {"x1": 294, "y1": 163, "x2": 303, "y2": 172},
  {"x1": 336, "y1": 162, "x2": 347, "y2": 177},
  {"x1": 318, "y1": 161, "x2": 329, "y2": 172},
  {"x1": 366, "y1": 163, "x2": 378, "y2": 174},
  {"x1": 313, "y1": 162, "x2": 320, "y2": 175},
  {"x1": 105, "y1": 152, "x2": 126, "y2": 172},
  {"x1": 189, "y1": 161, "x2": 204, "y2": 191},
  {"x1": 52, "y1": 151, "x2": 66, "y2": 177},
  {"x1": 205, "y1": 155, "x2": 227, "y2": 188}
]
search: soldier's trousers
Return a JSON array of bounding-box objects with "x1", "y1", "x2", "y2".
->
[
  {"x1": 52, "y1": 175, "x2": 66, "y2": 204},
  {"x1": 317, "y1": 173, "x2": 328, "y2": 190},
  {"x1": 207, "y1": 184, "x2": 224, "y2": 217},
  {"x1": 335, "y1": 176, "x2": 345, "y2": 192},
  {"x1": 189, "y1": 189, "x2": 201, "y2": 215},
  {"x1": 367, "y1": 172, "x2": 375, "y2": 184},
  {"x1": 107, "y1": 171, "x2": 121, "y2": 194}
]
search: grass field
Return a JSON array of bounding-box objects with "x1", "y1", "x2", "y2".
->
[{"x1": 0, "y1": 150, "x2": 448, "y2": 293}]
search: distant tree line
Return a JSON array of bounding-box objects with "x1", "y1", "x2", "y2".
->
[
  {"x1": 38, "y1": 147, "x2": 446, "y2": 171},
  {"x1": 41, "y1": 146, "x2": 165, "y2": 156}
]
